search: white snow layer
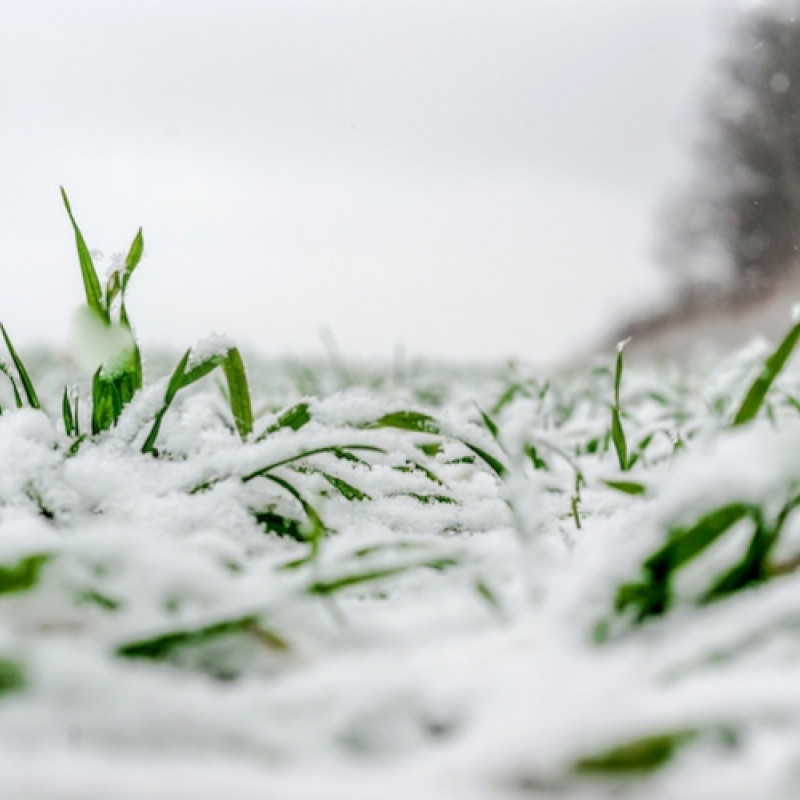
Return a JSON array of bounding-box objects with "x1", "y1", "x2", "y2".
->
[{"x1": 1, "y1": 346, "x2": 800, "y2": 799}]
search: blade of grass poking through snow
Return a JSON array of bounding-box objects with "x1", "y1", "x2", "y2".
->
[
  {"x1": 142, "y1": 345, "x2": 254, "y2": 453},
  {"x1": 0, "y1": 325, "x2": 40, "y2": 410},
  {"x1": 91, "y1": 368, "x2": 122, "y2": 435},
  {"x1": 321, "y1": 473, "x2": 371, "y2": 501},
  {"x1": 475, "y1": 404, "x2": 500, "y2": 440},
  {"x1": 370, "y1": 410, "x2": 506, "y2": 477},
  {"x1": 256, "y1": 402, "x2": 311, "y2": 441},
  {"x1": 180, "y1": 346, "x2": 253, "y2": 438},
  {"x1": 732, "y1": 315, "x2": 800, "y2": 426},
  {"x1": 610, "y1": 339, "x2": 630, "y2": 471},
  {"x1": 0, "y1": 659, "x2": 26, "y2": 697},
  {"x1": 616, "y1": 503, "x2": 756, "y2": 623},
  {"x1": 0, "y1": 363, "x2": 23, "y2": 409},
  {"x1": 254, "y1": 472, "x2": 326, "y2": 558},
  {"x1": 105, "y1": 227, "x2": 144, "y2": 313},
  {"x1": 603, "y1": 479, "x2": 647, "y2": 497},
  {"x1": 60, "y1": 187, "x2": 107, "y2": 322},
  {"x1": 369, "y1": 410, "x2": 441, "y2": 434},
  {"x1": 61, "y1": 387, "x2": 77, "y2": 436},
  {"x1": 573, "y1": 729, "x2": 700, "y2": 775},
  {"x1": 0, "y1": 553, "x2": 52, "y2": 595},
  {"x1": 241, "y1": 445, "x2": 386, "y2": 482},
  {"x1": 116, "y1": 615, "x2": 289, "y2": 663},
  {"x1": 461, "y1": 441, "x2": 507, "y2": 478},
  {"x1": 307, "y1": 557, "x2": 459, "y2": 596},
  {"x1": 220, "y1": 347, "x2": 253, "y2": 438},
  {"x1": 141, "y1": 349, "x2": 191, "y2": 453}
]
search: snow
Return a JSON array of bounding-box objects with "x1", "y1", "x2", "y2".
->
[{"x1": 3, "y1": 342, "x2": 800, "y2": 798}]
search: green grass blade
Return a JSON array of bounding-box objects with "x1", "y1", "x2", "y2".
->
[
  {"x1": 370, "y1": 410, "x2": 505, "y2": 476},
  {"x1": 116, "y1": 614, "x2": 288, "y2": 661},
  {"x1": 241, "y1": 445, "x2": 386, "y2": 482},
  {"x1": 732, "y1": 317, "x2": 800, "y2": 426},
  {"x1": 141, "y1": 349, "x2": 191, "y2": 453},
  {"x1": 0, "y1": 363, "x2": 23, "y2": 409},
  {"x1": 91, "y1": 369, "x2": 122, "y2": 434},
  {"x1": 0, "y1": 324, "x2": 40, "y2": 410},
  {"x1": 647, "y1": 503, "x2": 754, "y2": 576},
  {"x1": 148, "y1": 346, "x2": 253, "y2": 444},
  {"x1": 221, "y1": 347, "x2": 253, "y2": 439},
  {"x1": 256, "y1": 402, "x2": 311, "y2": 441},
  {"x1": 61, "y1": 387, "x2": 76, "y2": 436},
  {"x1": 370, "y1": 410, "x2": 441, "y2": 434},
  {"x1": 321, "y1": 473, "x2": 371, "y2": 501},
  {"x1": 702, "y1": 509, "x2": 777, "y2": 602},
  {"x1": 475, "y1": 404, "x2": 500, "y2": 440},
  {"x1": 462, "y1": 441, "x2": 507, "y2": 478},
  {"x1": 0, "y1": 553, "x2": 52, "y2": 595},
  {"x1": 574, "y1": 730, "x2": 698, "y2": 775},
  {"x1": 307, "y1": 557, "x2": 459, "y2": 596},
  {"x1": 122, "y1": 227, "x2": 144, "y2": 293},
  {"x1": 610, "y1": 340, "x2": 629, "y2": 471},
  {"x1": 256, "y1": 472, "x2": 326, "y2": 559},
  {"x1": 60, "y1": 187, "x2": 107, "y2": 322},
  {"x1": 0, "y1": 659, "x2": 26, "y2": 696},
  {"x1": 603, "y1": 479, "x2": 647, "y2": 496},
  {"x1": 613, "y1": 341, "x2": 627, "y2": 407},
  {"x1": 610, "y1": 407, "x2": 628, "y2": 471}
]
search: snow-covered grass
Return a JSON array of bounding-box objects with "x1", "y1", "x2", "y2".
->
[{"x1": 4, "y1": 196, "x2": 800, "y2": 798}]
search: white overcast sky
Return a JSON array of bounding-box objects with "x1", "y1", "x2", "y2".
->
[{"x1": 0, "y1": 0, "x2": 756, "y2": 363}]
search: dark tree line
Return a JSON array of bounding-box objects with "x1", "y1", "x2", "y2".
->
[{"x1": 661, "y1": 1, "x2": 800, "y2": 299}]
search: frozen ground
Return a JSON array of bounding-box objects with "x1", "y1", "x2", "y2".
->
[{"x1": 3, "y1": 337, "x2": 800, "y2": 799}]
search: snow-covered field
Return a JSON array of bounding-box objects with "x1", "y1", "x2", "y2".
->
[{"x1": 3, "y1": 322, "x2": 800, "y2": 799}]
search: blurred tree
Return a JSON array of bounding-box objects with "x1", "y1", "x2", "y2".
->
[{"x1": 661, "y1": 1, "x2": 800, "y2": 299}]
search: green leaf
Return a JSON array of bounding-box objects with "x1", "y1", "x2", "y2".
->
[
  {"x1": 116, "y1": 615, "x2": 289, "y2": 661},
  {"x1": 733, "y1": 317, "x2": 800, "y2": 426},
  {"x1": 393, "y1": 459, "x2": 445, "y2": 486},
  {"x1": 616, "y1": 503, "x2": 757, "y2": 624},
  {"x1": 491, "y1": 382, "x2": 526, "y2": 415},
  {"x1": 525, "y1": 443, "x2": 548, "y2": 471},
  {"x1": 322, "y1": 473, "x2": 371, "y2": 501},
  {"x1": 257, "y1": 402, "x2": 312, "y2": 440},
  {"x1": 603, "y1": 479, "x2": 647, "y2": 496},
  {"x1": 703, "y1": 508, "x2": 780, "y2": 602},
  {"x1": 610, "y1": 407, "x2": 628, "y2": 471},
  {"x1": 407, "y1": 492, "x2": 456, "y2": 505},
  {"x1": 0, "y1": 553, "x2": 52, "y2": 595},
  {"x1": 252, "y1": 472, "x2": 327, "y2": 556},
  {"x1": 462, "y1": 441, "x2": 506, "y2": 478},
  {"x1": 60, "y1": 187, "x2": 107, "y2": 322},
  {"x1": 143, "y1": 345, "x2": 253, "y2": 452},
  {"x1": 141, "y1": 349, "x2": 191, "y2": 453},
  {"x1": 370, "y1": 410, "x2": 440, "y2": 434},
  {"x1": 474, "y1": 579, "x2": 503, "y2": 614},
  {"x1": 648, "y1": 503, "x2": 755, "y2": 576},
  {"x1": 241, "y1": 445, "x2": 385, "y2": 482},
  {"x1": 0, "y1": 324, "x2": 40, "y2": 410},
  {"x1": 91, "y1": 369, "x2": 122, "y2": 434},
  {"x1": 475, "y1": 404, "x2": 499, "y2": 440},
  {"x1": 122, "y1": 227, "x2": 144, "y2": 294},
  {"x1": 61, "y1": 387, "x2": 76, "y2": 436},
  {"x1": 220, "y1": 347, "x2": 253, "y2": 439},
  {"x1": 252, "y1": 510, "x2": 308, "y2": 541},
  {"x1": 0, "y1": 659, "x2": 26, "y2": 697},
  {"x1": 574, "y1": 730, "x2": 698, "y2": 775},
  {"x1": 0, "y1": 363, "x2": 23, "y2": 409},
  {"x1": 307, "y1": 557, "x2": 459, "y2": 596},
  {"x1": 609, "y1": 341, "x2": 629, "y2": 471}
]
